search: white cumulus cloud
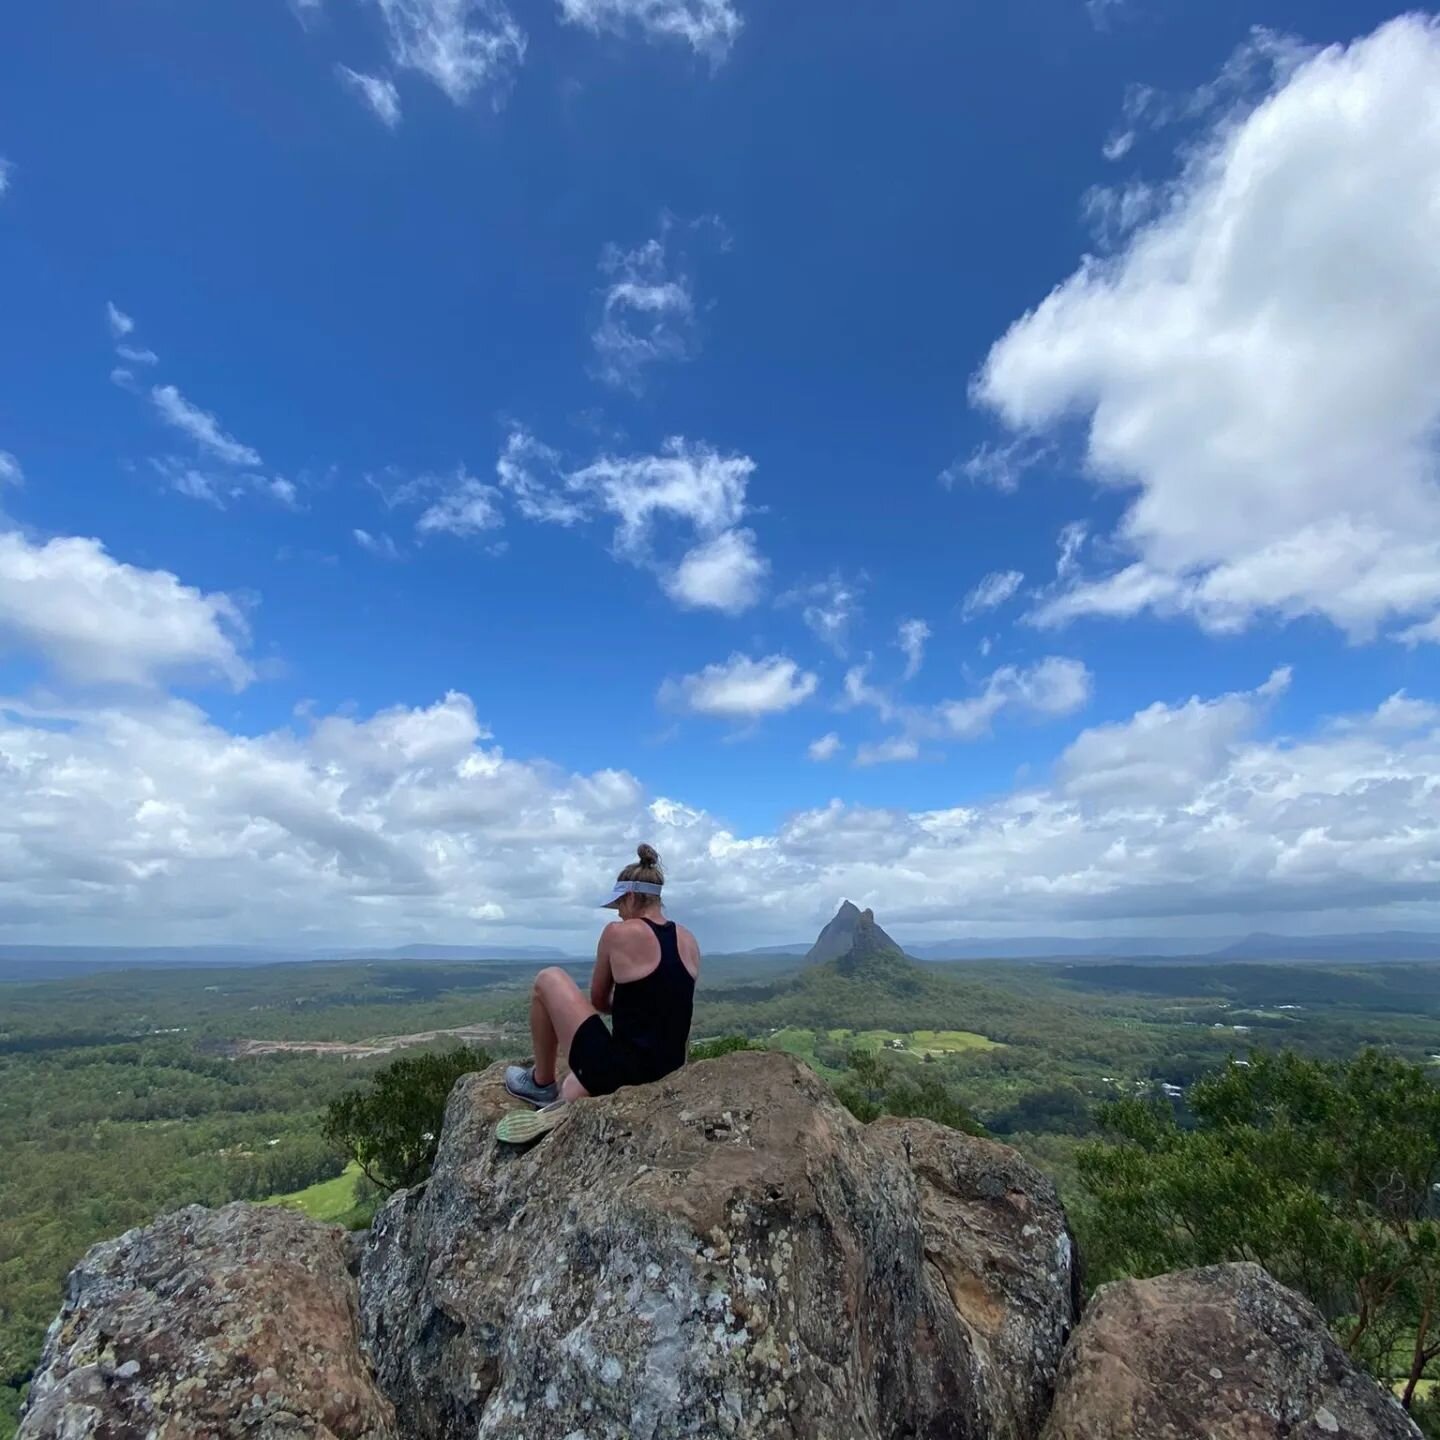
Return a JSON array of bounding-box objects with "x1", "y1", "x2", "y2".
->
[
  {"x1": 807, "y1": 732, "x2": 842, "y2": 762},
  {"x1": 665, "y1": 528, "x2": 767, "y2": 614},
  {"x1": 662, "y1": 653, "x2": 818, "y2": 720},
  {"x1": 975, "y1": 16, "x2": 1440, "y2": 645},
  {"x1": 571, "y1": 439, "x2": 750, "y2": 553},
  {"x1": 0, "y1": 530, "x2": 251, "y2": 689},
  {"x1": 3, "y1": 674, "x2": 1437, "y2": 946}
]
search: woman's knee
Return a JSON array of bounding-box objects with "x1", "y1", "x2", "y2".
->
[{"x1": 533, "y1": 965, "x2": 567, "y2": 997}]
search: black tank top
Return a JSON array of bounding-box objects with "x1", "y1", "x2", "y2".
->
[{"x1": 610, "y1": 919, "x2": 695, "y2": 1077}]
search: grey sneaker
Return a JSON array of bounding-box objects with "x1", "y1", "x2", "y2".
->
[{"x1": 504, "y1": 1064, "x2": 559, "y2": 1107}]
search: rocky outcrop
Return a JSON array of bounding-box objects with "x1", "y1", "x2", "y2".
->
[
  {"x1": 804, "y1": 901, "x2": 904, "y2": 966},
  {"x1": 361, "y1": 1051, "x2": 1078, "y2": 1439},
  {"x1": 18, "y1": 1202, "x2": 396, "y2": 1440},
  {"x1": 19, "y1": 1056, "x2": 1424, "y2": 1440},
  {"x1": 1040, "y1": 1262, "x2": 1421, "y2": 1440}
]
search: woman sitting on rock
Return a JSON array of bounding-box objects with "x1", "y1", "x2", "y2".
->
[{"x1": 505, "y1": 844, "x2": 700, "y2": 1109}]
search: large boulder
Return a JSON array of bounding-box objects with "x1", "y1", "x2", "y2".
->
[
  {"x1": 18, "y1": 1202, "x2": 396, "y2": 1440},
  {"x1": 360, "y1": 1051, "x2": 1079, "y2": 1440},
  {"x1": 1040, "y1": 1262, "x2": 1421, "y2": 1440}
]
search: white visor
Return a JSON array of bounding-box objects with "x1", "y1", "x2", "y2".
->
[{"x1": 601, "y1": 880, "x2": 663, "y2": 909}]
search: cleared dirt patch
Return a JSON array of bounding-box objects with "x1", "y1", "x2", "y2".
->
[{"x1": 230, "y1": 1022, "x2": 513, "y2": 1060}]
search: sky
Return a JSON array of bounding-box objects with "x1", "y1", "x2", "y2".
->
[{"x1": 0, "y1": 0, "x2": 1438, "y2": 952}]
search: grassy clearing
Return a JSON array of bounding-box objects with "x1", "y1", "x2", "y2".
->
[
  {"x1": 828, "y1": 1027, "x2": 1001, "y2": 1058},
  {"x1": 765, "y1": 1026, "x2": 1000, "y2": 1076},
  {"x1": 261, "y1": 1161, "x2": 370, "y2": 1226}
]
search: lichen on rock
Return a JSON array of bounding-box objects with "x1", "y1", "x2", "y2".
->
[
  {"x1": 1040, "y1": 1262, "x2": 1422, "y2": 1440},
  {"x1": 359, "y1": 1051, "x2": 1079, "y2": 1440},
  {"x1": 18, "y1": 1202, "x2": 396, "y2": 1440}
]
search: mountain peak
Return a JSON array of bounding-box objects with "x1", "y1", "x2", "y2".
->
[{"x1": 805, "y1": 901, "x2": 904, "y2": 966}]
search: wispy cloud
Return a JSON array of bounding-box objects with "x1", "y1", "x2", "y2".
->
[
  {"x1": 495, "y1": 428, "x2": 586, "y2": 524},
  {"x1": 939, "y1": 657, "x2": 1093, "y2": 738},
  {"x1": 1086, "y1": 0, "x2": 1124, "y2": 31},
  {"x1": 941, "y1": 437, "x2": 1050, "y2": 493},
  {"x1": 337, "y1": 65, "x2": 403, "y2": 127},
  {"x1": 0, "y1": 451, "x2": 23, "y2": 486},
  {"x1": 855, "y1": 735, "x2": 921, "y2": 767},
  {"x1": 0, "y1": 158, "x2": 12, "y2": 200},
  {"x1": 593, "y1": 234, "x2": 696, "y2": 392},
  {"x1": 1102, "y1": 129, "x2": 1136, "y2": 161},
  {"x1": 841, "y1": 662, "x2": 900, "y2": 724},
  {"x1": 116, "y1": 344, "x2": 159, "y2": 366},
  {"x1": 557, "y1": 0, "x2": 742, "y2": 62},
  {"x1": 897, "y1": 618, "x2": 930, "y2": 680},
  {"x1": 374, "y1": 0, "x2": 525, "y2": 106},
  {"x1": 354, "y1": 528, "x2": 404, "y2": 560},
  {"x1": 148, "y1": 457, "x2": 296, "y2": 510},
  {"x1": 781, "y1": 574, "x2": 862, "y2": 654},
  {"x1": 415, "y1": 467, "x2": 504, "y2": 537},
  {"x1": 807, "y1": 732, "x2": 842, "y2": 762},
  {"x1": 962, "y1": 569, "x2": 1024, "y2": 620},
  {"x1": 106, "y1": 302, "x2": 135, "y2": 338},
  {"x1": 151, "y1": 385, "x2": 263, "y2": 467}
]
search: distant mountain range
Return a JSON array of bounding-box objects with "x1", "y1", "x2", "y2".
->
[
  {"x1": 0, "y1": 942, "x2": 575, "y2": 983},
  {"x1": 748, "y1": 927, "x2": 1440, "y2": 963},
  {"x1": 6, "y1": 925, "x2": 1440, "y2": 985}
]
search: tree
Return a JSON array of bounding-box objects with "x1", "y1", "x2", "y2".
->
[
  {"x1": 1078, "y1": 1049, "x2": 1440, "y2": 1414},
  {"x1": 322, "y1": 1046, "x2": 492, "y2": 1193},
  {"x1": 835, "y1": 1050, "x2": 987, "y2": 1136}
]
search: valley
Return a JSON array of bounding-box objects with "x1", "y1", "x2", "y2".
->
[{"x1": 6, "y1": 906, "x2": 1440, "y2": 1434}]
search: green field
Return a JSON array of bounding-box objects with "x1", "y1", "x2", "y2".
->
[
  {"x1": 261, "y1": 1162, "x2": 371, "y2": 1227},
  {"x1": 766, "y1": 1025, "x2": 1001, "y2": 1077}
]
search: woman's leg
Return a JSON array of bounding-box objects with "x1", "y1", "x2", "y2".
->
[{"x1": 529, "y1": 967, "x2": 597, "y2": 1086}]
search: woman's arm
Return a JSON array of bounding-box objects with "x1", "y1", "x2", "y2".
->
[{"x1": 589, "y1": 930, "x2": 616, "y2": 1014}]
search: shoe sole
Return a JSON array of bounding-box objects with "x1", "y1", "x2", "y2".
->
[{"x1": 496, "y1": 1105, "x2": 566, "y2": 1146}]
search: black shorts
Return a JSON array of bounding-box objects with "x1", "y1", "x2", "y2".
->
[{"x1": 569, "y1": 1015, "x2": 669, "y2": 1097}]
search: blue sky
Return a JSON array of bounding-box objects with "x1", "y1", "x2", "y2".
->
[{"x1": 0, "y1": 0, "x2": 1437, "y2": 949}]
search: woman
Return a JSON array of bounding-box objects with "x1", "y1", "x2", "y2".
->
[{"x1": 505, "y1": 844, "x2": 700, "y2": 1107}]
